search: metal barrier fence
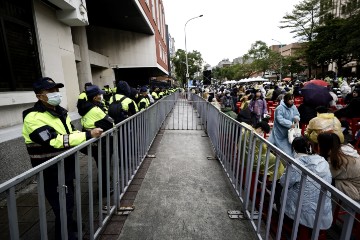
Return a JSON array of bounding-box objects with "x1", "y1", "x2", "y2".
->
[
  {"x1": 161, "y1": 93, "x2": 206, "y2": 130},
  {"x1": 190, "y1": 93, "x2": 360, "y2": 240},
  {"x1": 0, "y1": 92, "x2": 178, "y2": 240}
]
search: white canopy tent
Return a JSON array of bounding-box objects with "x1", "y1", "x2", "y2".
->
[
  {"x1": 238, "y1": 76, "x2": 268, "y2": 83},
  {"x1": 222, "y1": 80, "x2": 238, "y2": 84}
]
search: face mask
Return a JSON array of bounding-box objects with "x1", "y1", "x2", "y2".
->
[
  {"x1": 46, "y1": 92, "x2": 62, "y2": 106},
  {"x1": 100, "y1": 95, "x2": 103, "y2": 101}
]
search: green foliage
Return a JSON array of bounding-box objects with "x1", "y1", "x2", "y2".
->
[
  {"x1": 306, "y1": 11, "x2": 360, "y2": 75},
  {"x1": 282, "y1": 56, "x2": 307, "y2": 77},
  {"x1": 279, "y1": 0, "x2": 323, "y2": 77},
  {"x1": 212, "y1": 41, "x2": 286, "y2": 81},
  {"x1": 171, "y1": 49, "x2": 203, "y2": 85},
  {"x1": 247, "y1": 41, "x2": 270, "y2": 59},
  {"x1": 280, "y1": 0, "x2": 321, "y2": 42}
]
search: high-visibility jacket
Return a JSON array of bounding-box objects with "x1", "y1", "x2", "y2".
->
[
  {"x1": 158, "y1": 92, "x2": 165, "y2": 98},
  {"x1": 22, "y1": 101, "x2": 91, "y2": 165},
  {"x1": 151, "y1": 91, "x2": 159, "y2": 100},
  {"x1": 109, "y1": 94, "x2": 138, "y2": 115},
  {"x1": 103, "y1": 87, "x2": 112, "y2": 95},
  {"x1": 78, "y1": 91, "x2": 87, "y2": 101},
  {"x1": 138, "y1": 97, "x2": 150, "y2": 111},
  {"x1": 81, "y1": 103, "x2": 114, "y2": 131}
]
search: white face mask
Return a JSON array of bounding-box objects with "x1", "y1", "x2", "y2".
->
[
  {"x1": 46, "y1": 92, "x2": 62, "y2": 106},
  {"x1": 100, "y1": 94, "x2": 103, "y2": 101}
]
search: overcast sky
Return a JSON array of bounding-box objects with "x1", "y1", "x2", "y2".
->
[{"x1": 163, "y1": 0, "x2": 302, "y2": 67}]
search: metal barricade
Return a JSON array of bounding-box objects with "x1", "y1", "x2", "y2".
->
[
  {"x1": 161, "y1": 93, "x2": 207, "y2": 130},
  {"x1": 0, "y1": 92, "x2": 178, "y2": 240},
  {"x1": 191, "y1": 93, "x2": 360, "y2": 240}
]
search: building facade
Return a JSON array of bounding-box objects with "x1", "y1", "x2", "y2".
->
[
  {"x1": 0, "y1": 0, "x2": 169, "y2": 183},
  {"x1": 320, "y1": 0, "x2": 360, "y2": 19},
  {"x1": 320, "y1": 0, "x2": 359, "y2": 76},
  {"x1": 270, "y1": 43, "x2": 303, "y2": 57},
  {"x1": 217, "y1": 59, "x2": 232, "y2": 68}
]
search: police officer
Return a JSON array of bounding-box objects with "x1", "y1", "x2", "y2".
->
[
  {"x1": 138, "y1": 86, "x2": 150, "y2": 111},
  {"x1": 80, "y1": 85, "x2": 114, "y2": 197},
  {"x1": 109, "y1": 81, "x2": 138, "y2": 118},
  {"x1": 102, "y1": 84, "x2": 113, "y2": 107},
  {"x1": 151, "y1": 87, "x2": 159, "y2": 101},
  {"x1": 22, "y1": 77, "x2": 103, "y2": 240},
  {"x1": 78, "y1": 82, "x2": 92, "y2": 101},
  {"x1": 158, "y1": 87, "x2": 165, "y2": 99}
]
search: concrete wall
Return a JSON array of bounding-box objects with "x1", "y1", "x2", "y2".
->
[
  {"x1": 86, "y1": 26, "x2": 157, "y2": 67},
  {"x1": 91, "y1": 68, "x2": 115, "y2": 88},
  {"x1": 34, "y1": 0, "x2": 80, "y2": 112},
  {"x1": 0, "y1": 0, "x2": 82, "y2": 184},
  {"x1": 89, "y1": 50, "x2": 109, "y2": 68}
]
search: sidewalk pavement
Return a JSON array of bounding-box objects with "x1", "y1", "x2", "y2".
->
[{"x1": 118, "y1": 129, "x2": 256, "y2": 240}]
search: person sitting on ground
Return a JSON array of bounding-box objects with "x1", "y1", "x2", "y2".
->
[
  {"x1": 279, "y1": 136, "x2": 332, "y2": 233},
  {"x1": 305, "y1": 106, "x2": 344, "y2": 144},
  {"x1": 318, "y1": 132, "x2": 360, "y2": 201}
]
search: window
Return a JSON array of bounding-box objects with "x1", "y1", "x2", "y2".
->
[
  {"x1": 0, "y1": 0, "x2": 41, "y2": 92},
  {"x1": 156, "y1": 0, "x2": 160, "y2": 29},
  {"x1": 162, "y1": 10, "x2": 166, "y2": 40},
  {"x1": 159, "y1": 42, "x2": 162, "y2": 60},
  {"x1": 151, "y1": 0, "x2": 156, "y2": 20}
]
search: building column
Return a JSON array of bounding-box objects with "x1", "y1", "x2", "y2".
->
[{"x1": 71, "y1": 26, "x2": 92, "y2": 92}]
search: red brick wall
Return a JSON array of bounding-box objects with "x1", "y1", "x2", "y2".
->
[{"x1": 139, "y1": 0, "x2": 168, "y2": 72}]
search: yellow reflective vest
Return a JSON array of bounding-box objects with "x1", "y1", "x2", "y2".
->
[
  {"x1": 109, "y1": 94, "x2": 139, "y2": 115},
  {"x1": 138, "y1": 97, "x2": 150, "y2": 111},
  {"x1": 23, "y1": 101, "x2": 90, "y2": 165},
  {"x1": 81, "y1": 105, "x2": 114, "y2": 130},
  {"x1": 151, "y1": 91, "x2": 159, "y2": 100}
]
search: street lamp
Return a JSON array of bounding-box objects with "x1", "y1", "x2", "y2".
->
[
  {"x1": 272, "y1": 38, "x2": 283, "y2": 82},
  {"x1": 184, "y1": 14, "x2": 203, "y2": 88}
]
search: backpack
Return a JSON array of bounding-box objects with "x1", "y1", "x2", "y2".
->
[{"x1": 108, "y1": 96, "x2": 128, "y2": 124}]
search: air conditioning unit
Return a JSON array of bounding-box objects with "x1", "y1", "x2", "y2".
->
[
  {"x1": 47, "y1": 0, "x2": 76, "y2": 10},
  {"x1": 47, "y1": 0, "x2": 89, "y2": 26}
]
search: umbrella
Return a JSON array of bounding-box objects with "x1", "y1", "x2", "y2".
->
[
  {"x1": 304, "y1": 79, "x2": 329, "y2": 87},
  {"x1": 301, "y1": 83, "x2": 333, "y2": 107},
  {"x1": 283, "y1": 77, "x2": 291, "y2": 81}
]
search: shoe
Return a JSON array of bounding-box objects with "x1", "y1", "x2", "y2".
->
[{"x1": 102, "y1": 205, "x2": 114, "y2": 214}]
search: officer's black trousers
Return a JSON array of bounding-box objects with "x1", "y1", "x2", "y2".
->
[
  {"x1": 34, "y1": 156, "x2": 77, "y2": 240},
  {"x1": 91, "y1": 137, "x2": 113, "y2": 197}
]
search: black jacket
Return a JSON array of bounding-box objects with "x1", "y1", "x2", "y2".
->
[{"x1": 335, "y1": 97, "x2": 360, "y2": 119}]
